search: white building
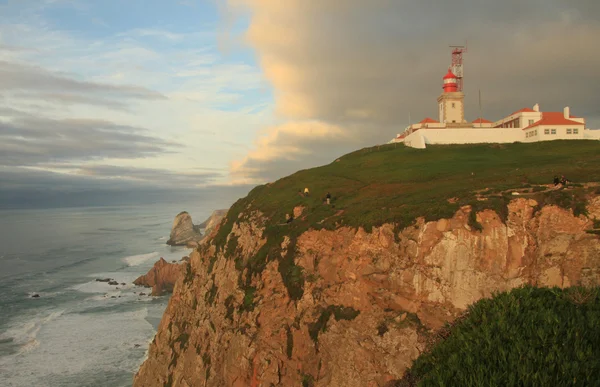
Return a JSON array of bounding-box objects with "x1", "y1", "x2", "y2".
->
[{"x1": 391, "y1": 69, "x2": 600, "y2": 149}]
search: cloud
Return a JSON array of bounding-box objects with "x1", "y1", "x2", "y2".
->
[
  {"x1": 0, "y1": 113, "x2": 178, "y2": 166},
  {"x1": 226, "y1": 0, "x2": 600, "y2": 181},
  {"x1": 75, "y1": 164, "x2": 223, "y2": 186},
  {"x1": 0, "y1": 60, "x2": 166, "y2": 101},
  {"x1": 0, "y1": 165, "x2": 252, "y2": 209},
  {"x1": 231, "y1": 120, "x2": 358, "y2": 182}
]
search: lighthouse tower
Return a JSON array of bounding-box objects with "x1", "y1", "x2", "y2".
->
[{"x1": 437, "y1": 68, "x2": 465, "y2": 124}]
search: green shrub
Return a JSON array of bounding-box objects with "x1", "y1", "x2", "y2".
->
[
  {"x1": 239, "y1": 286, "x2": 257, "y2": 313},
  {"x1": 400, "y1": 286, "x2": 600, "y2": 386},
  {"x1": 286, "y1": 325, "x2": 293, "y2": 359},
  {"x1": 205, "y1": 279, "x2": 218, "y2": 306},
  {"x1": 308, "y1": 305, "x2": 360, "y2": 346},
  {"x1": 468, "y1": 208, "x2": 483, "y2": 232},
  {"x1": 224, "y1": 296, "x2": 235, "y2": 322}
]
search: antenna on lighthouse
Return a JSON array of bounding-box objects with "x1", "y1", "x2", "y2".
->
[
  {"x1": 478, "y1": 89, "x2": 482, "y2": 127},
  {"x1": 449, "y1": 43, "x2": 467, "y2": 92}
]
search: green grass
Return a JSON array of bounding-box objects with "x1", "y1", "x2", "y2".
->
[
  {"x1": 398, "y1": 286, "x2": 600, "y2": 386},
  {"x1": 213, "y1": 141, "x2": 600, "y2": 302}
]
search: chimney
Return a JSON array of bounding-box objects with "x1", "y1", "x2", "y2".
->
[
  {"x1": 564, "y1": 106, "x2": 570, "y2": 119},
  {"x1": 533, "y1": 103, "x2": 540, "y2": 112}
]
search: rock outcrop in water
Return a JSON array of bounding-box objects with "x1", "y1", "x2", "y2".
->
[
  {"x1": 133, "y1": 258, "x2": 184, "y2": 296},
  {"x1": 134, "y1": 196, "x2": 600, "y2": 387},
  {"x1": 167, "y1": 210, "x2": 229, "y2": 246},
  {"x1": 167, "y1": 212, "x2": 203, "y2": 246}
]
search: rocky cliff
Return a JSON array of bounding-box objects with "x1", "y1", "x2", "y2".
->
[
  {"x1": 167, "y1": 212, "x2": 203, "y2": 246},
  {"x1": 134, "y1": 258, "x2": 185, "y2": 296},
  {"x1": 134, "y1": 195, "x2": 600, "y2": 387}
]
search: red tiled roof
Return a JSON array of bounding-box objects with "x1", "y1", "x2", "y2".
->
[
  {"x1": 419, "y1": 117, "x2": 439, "y2": 124},
  {"x1": 472, "y1": 118, "x2": 492, "y2": 124},
  {"x1": 522, "y1": 112, "x2": 585, "y2": 130},
  {"x1": 510, "y1": 107, "x2": 536, "y2": 116}
]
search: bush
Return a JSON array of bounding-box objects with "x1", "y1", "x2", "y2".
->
[{"x1": 400, "y1": 286, "x2": 600, "y2": 386}]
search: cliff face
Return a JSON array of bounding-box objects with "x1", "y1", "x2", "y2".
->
[
  {"x1": 135, "y1": 197, "x2": 600, "y2": 387},
  {"x1": 167, "y1": 212, "x2": 203, "y2": 246},
  {"x1": 133, "y1": 258, "x2": 184, "y2": 296}
]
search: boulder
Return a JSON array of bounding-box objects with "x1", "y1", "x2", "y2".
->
[
  {"x1": 31, "y1": 294, "x2": 40, "y2": 298},
  {"x1": 166, "y1": 212, "x2": 203, "y2": 246},
  {"x1": 108, "y1": 280, "x2": 119, "y2": 286},
  {"x1": 133, "y1": 258, "x2": 185, "y2": 296},
  {"x1": 95, "y1": 278, "x2": 112, "y2": 282}
]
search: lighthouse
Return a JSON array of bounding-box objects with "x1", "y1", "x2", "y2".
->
[
  {"x1": 437, "y1": 68, "x2": 465, "y2": 124},
  {"x1": 442, "y1": 69, "x2": 458, "y2": 92}
]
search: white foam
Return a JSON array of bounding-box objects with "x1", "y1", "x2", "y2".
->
[
  {"x1": 0, "y1": 306, "x2": 164, "y2": 386},
  {"x1": 0, "y1": 310, "x2": 65, "y2": 355},
  {"x1": 71, "y1": 272, "x2": 140, "y2": 294},
  {"x1": 122, "y1": 252, "x2": 159, "y2": 267}
]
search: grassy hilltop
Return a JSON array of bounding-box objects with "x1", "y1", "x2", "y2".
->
[{"x1": 218, "y1": 140, "x2": 600, "y2": 247}]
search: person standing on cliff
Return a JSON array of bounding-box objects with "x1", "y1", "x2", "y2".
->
[
  {"x1": 326, "y1": 192, "x2": 331, "y2": 205},
  {"x1": 304, "y1": 187, "x2": 310, "y2": 196}
]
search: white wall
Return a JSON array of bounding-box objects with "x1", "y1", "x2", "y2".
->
[
  {"x1": 537, "y1": 125, "x2": 585, "y2": 140},
  {"x1": 584, "y1": 129, "x2": 600, "y2": 140},
  {"x1": 403, "y1": 128, "x2": 523, "y2": 147}
]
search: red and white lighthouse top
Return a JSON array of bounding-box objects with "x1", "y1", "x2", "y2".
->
[{"x1": 442, "y1": 69, "x2": 458, "y2": 92}]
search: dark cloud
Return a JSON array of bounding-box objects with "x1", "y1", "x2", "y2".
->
[
  {"x1": 228, "y1": 0, "x2": 600, "y2": 181},
  {"x1": 0, "y1": 164, "x2": 221, "y2": 192},
  {"x1": 0, "y1": 166, "x2": 252, "y2": 209},
  {"x1": 76, "y1": 165, "x2": 223, "y2": 186},
  {"x1": 0, "y1": 60, "x2": 166, "y2": 104},
  {"x1": 0, "y1": 115, "x2": 178, "y2": 166},
  {"x1": 12, "y1": 92, "x2": 130, "y2": 111}
]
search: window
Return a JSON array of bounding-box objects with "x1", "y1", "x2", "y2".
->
[
  {"x1": 452, "y1": 103, "x2": 455, "y2": 108},
  {"x1": 544, "y1": 129, "x2": 550, "y2": 135},
  {"x1": 574, "y1": 128, "x2": 579, "y2": 134},
  {"x1": 551, "y1": 129, "x2": 556, "y2": 135},
  {"x1": 526, "y1": 132, "x2": 529, "y2": 138},
  {"x1": 528, "y1": 119, "x2": 534, "y2": 126},
  {"x1": 535, "y1": 130, "x2": 538, "y2": 135},
  {"x1": 567, "y1": 128, "x2": 572, "y2": 134}
]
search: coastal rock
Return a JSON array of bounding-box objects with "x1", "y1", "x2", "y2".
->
[
  {"x1": 134, "y1": 197, "x2": 600, "y2": 387},
  {"x1": 95, "y1": 278, "x2": 112, "y2": 282},
  {"x1": 31, "y1": 294, "x2": 40, "y2": 298},
  {"x1": 133, "y1": 258, "x2": 185, "y2": 296},
  {"x1": 166, "y1": 212, "x2": 203, "y2": 246},
  {"x1": 198, "y1": 209, "x2": 228, "y2": 244},
  {"x1": 108, "y1": 280, "x2": 119, "y2": 286}
]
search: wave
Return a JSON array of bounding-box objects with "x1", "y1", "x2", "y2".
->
[
  {"x1": 122, "y1": 252, "x2": 159, "y2": 267},
  {"x1": 0, "y1": 310, "x2": 65, "y2": 354}
]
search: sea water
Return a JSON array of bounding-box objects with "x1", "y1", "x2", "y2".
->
[{"x1": 0, "y1": 201, "x2": 221, "y2": 386}]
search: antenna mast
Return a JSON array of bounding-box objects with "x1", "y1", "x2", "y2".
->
[{"x1": 449, "y1": 42, "x2": 467, "y2": 92}]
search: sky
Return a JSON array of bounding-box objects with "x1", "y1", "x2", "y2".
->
[{"x1": 1, "y1": 0, "x2": 599, "y2": 207}]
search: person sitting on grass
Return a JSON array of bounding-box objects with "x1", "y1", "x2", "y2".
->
[
  {"x1": 553, "y1": 176, "x2": 560, "y2": 186},
  {"x1": 560, "y1": 175, "x2": 569, "y2": 186},
  {"x1": 326, "y1": 192, "x2": 331, "y2": 205},
  {"x1": 286, "y1": 213, "x2": 294, "y2": 224},
  {"x1": 304, "y1": 187, "x2": 310, "y2": 196}
]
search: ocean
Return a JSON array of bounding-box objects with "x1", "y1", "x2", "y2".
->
[{"x1": 0, "y1": 200, "x2": 226, "y2": 387}]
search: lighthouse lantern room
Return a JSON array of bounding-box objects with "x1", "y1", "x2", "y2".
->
[{"x1": 437, "y1": 68, "x2": 465, "y2": 124}]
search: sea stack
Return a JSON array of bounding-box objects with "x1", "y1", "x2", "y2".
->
[
  {"x1": 133, "y1": 258, "x2": 184, "y2": 296},
  {"x1": 166, "y1": 211, "x2": 203, "y2": 246}
]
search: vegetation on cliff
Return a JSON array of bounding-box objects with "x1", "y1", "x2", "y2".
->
[
  {"x1": 214, "y1": 141, "x2": 600, "y2": 300},
  {"x1": 399, "y1": 286, "x2": 600, "y2": 386}
]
